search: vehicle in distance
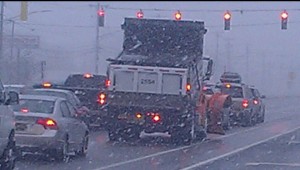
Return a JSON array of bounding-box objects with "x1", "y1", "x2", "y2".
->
[{"x1": 216, "y1": 82, "x2": 258, "y2": 127}]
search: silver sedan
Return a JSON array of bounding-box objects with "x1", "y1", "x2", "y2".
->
[{"x1": 11, "y1": 94, "x2": 89, "y2": 162}]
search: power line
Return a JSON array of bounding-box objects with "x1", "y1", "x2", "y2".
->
[
  {"x1": 206, "y1": 20, "x2": 300, "y2": 28},
  {"x1": 18, "y1": 22, "x2": 95, "y2": 28},
  {"x1": 105, "y1": 6, "x2": 300, "y2": 13}
]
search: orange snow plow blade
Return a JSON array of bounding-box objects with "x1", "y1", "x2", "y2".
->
[{"x1": 199, "y1": 92, "x2": 232, "y2": 135}]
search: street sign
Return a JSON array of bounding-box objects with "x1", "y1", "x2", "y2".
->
[{"x1": 3, "y1": 34, "x2": 40, "y2": 49}]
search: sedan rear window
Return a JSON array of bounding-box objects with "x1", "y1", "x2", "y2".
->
[
  {"x1": 219, "y1": 86, "x2": 243, "y2": 98},
  {"x1": 11, "y1": 99, "x2": 55, "y2": 114}
]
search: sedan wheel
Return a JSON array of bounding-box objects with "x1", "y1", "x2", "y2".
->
[
  {"x1": 0, "y1": 132, "x2": 16, "y2": 170},
  {"x1": 77, "y1": 133, "x2": 89, "y2": 157},
  {"x1": 56, "y1": 138, "x2": 70, "y2": 163}
]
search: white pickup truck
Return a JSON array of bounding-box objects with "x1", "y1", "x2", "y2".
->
[{"x1": 0, "y1": 79, "x2": 19, "y2": 170}]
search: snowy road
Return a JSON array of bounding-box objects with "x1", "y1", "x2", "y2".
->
[{"x1": 15, "y1": 96, "x2": 300, "y2": 170}]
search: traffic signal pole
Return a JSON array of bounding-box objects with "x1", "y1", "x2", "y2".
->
[
  {"x1": 95, "y1": 3, "x2": 100, "y2": 74},
  {"x1": 0, "y1": 1, "x2": 4, "y2": 61}
]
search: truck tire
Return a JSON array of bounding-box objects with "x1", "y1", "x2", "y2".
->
[
  {"x1": 171, "y1": 120, "x2": 195, "y2": 145},
  {"x1": 222, "y1": 108, "x2": 231, "y2": 130},
  {"x1": 241, "y1": 110, "x2": 256, "y2": 127},
  {"x1": 108, "y1": 130, "x2": 122, "y2": 142},
  {"x1": 108, "y1": 127, "x2": 140, "y2": 143},
  {"x1": 258, "y1": 108, "x2": 265, "y2": 123}
]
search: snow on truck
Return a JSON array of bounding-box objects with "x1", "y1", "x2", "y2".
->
[{"x1": 104, "y1": 17, "x2": 217, "y2": 144}]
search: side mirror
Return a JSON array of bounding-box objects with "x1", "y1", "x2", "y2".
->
[
  {"x1": 6, "y1": 91, "x2": 19, "y2": 105},
  {"x1": 0, "y1": 90, "x2": 5, "y2": 103},
  {"x1": 205, "y1": 59, "x2": 213, "y2": 77}
]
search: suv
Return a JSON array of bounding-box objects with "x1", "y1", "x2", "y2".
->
[
  {"x1": 216, "y1": 82, "x2": 258, "y2": 127},
  {"x1": 0, "y1": 79, "x2": 19, "y2": 169},
  {"x1": 249, "y1": 86, "x2": 266, "y2": 123}
]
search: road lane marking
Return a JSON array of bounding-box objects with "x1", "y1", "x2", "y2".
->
[
  {"x1": 181, "y1": 126, "x2": 300, "y2": 170},
  {"x1": 92, "y1": 124, "x2": 266, "y2": 170},
  {"x1": 246, "y1": 162, "x2": 300, "y2": 167},
  {"x1": 93, "y1": 144, "x2": 194, "y2": 170}
]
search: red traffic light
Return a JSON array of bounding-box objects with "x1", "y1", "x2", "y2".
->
[
  {"x1": 137, "y1": 9, "x2": 144, "y2": 19},
  {"x1": 224, "y1": 11, "x2": 231, "y2": 20},
  {"x1": 281, "y1": 10, "x2": 288, "y2": 19},
  {"x1": 97, "y1": 8, "x2": 105, "y2": 16},
  {"x1": 174, "y1": 10, "x2": 182, "y2": 21}
]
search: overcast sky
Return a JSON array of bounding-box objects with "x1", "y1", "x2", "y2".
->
[{"x1": 3, "y1": 1, "x2": 300, "y2": 96}]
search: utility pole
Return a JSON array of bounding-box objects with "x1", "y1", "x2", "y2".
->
[
  {"x1": 95, "y1": 2, "x2": 100, "y2": 74},
  {"x1": 246, "y1": 44, "x2": 249, "y2": 83},
  {"x1": 215, "y1": 32, "x2": 220, "y2": 75},
  {"x1": 226, "y1": 38, "x2": 231, "y2": 71},
  {"x1": 10, "y1": 20, "x2": 15, "y2": 58},
  {"x1": 0, "y1": 1, "x2": 4, "y2": 61}
]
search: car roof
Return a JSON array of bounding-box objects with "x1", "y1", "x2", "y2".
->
[
  {"x1": 19, "y1": 94, "x2": 65, "y2": 102},
  {"x1": 216, "y1": 82, "x2": 244, "y2": 87},
  {"x1": 34, "y1": 88, "x2": 72, "y2": 94},
  {"x1": 4, "y1": 84, "x2": 26, "y2": 88}
]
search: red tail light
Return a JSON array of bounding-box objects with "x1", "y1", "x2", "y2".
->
[
  {"x1": 105, "y1": 79, "x2": 111, "y2": 87},
  {"x1": 242, "y1": 99, "x2": 249, "y2": 108},
  {"x1": 147, "y1": 112, "x2": 161, "y2": 123},
  {"x1": 253, "y1": 99, "x2": 259, "y2": 105},
  {"x1": 37, "y1": 118, "x2": 58, "y2": 130},
  {"x1": 153, "y1": 115, "x2": 161, "y2": 122},
  {"x1": 97, "y1": 93, "x2": 106, "y2": 105},
  {"x1": 186, "y1": 84, "x2": 191, "y2": 92}
]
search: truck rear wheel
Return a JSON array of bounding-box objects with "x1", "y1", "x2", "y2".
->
[
  {"x1": 171, "y1": 120, "x2": 195, "y2": 145},
  {"x1": 108, "y1": 127, "x2": 141, "y2": 142}
]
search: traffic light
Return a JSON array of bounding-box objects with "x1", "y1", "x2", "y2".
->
[
  {"x1": 174, "y1": 10, "x2": 182, "y2": 21},
  {"x1": 20, "y1": 1, "x2": 28, "y2": 21},
  {"x1": 281, "y1": 10, "x2": 288, "y2": 30},
  {"x1": 97, "y1": 8, "x2": 105, "y2": 27},
  {"x1": 224, "y1": 10, "x2": 231, "y2": 30},
  {"x1": 137, "y1": 9, "x2": 144, "y2": 19}
]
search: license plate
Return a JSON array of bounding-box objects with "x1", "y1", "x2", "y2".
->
[
  {"x1": 118, "y1": 113, "x2": 145, "y2": 124},
  {"x1": 16, "y1": 123, "x2": 28, "y2": 131}
]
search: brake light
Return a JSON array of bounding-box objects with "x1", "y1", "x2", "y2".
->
[
  {"x1": 242, "y1": 99, "x2": 249, "y2": 108},
  {"x1": 253, "y1": 99, "x2": 259, "y2": 105},
  {"x1": 147, "y1": 112, "x2": 161, "y2": 123},
  {"x1": 152, "y1": 115, "x2": 161, "y2": 122},
  {"x1": 42, "y1": 82, "x2": 52, "y2": 88},
  {"x1": 186, "y1": 84, "x2": 191, "y2": 91},
  {"x1": 105, "y1": 79, "x2": 111, "y2": 87},
  {"x1": 97, "y1": 93, "x2": 106, "y2": 104},
  {"x1": 37, "y1": 118, "x2": 58, "y2": 130}
]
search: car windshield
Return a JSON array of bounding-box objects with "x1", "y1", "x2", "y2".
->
[
  {"x1": 29, "y1": 90, "x2": 67, "y2": 99},
  {"x1": 11, "y1": 99, "x2": 55, "y2": 114}
]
